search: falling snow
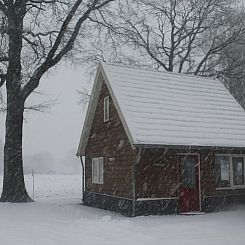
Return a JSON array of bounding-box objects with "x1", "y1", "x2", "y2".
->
[{"x1": 0, "y1": 174, "x2": 244, "y2": 245}]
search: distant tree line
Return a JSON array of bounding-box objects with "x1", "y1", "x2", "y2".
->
[{"x1": 0, "y1": 138, "x2": 80, "y2": 175}]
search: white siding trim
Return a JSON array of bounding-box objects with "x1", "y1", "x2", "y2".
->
[
  {"x1": 136, "y1": 197, "x2": 178, "y2": 201},
  {"x1": 85, "y1": 192, "x2": 133, "y2": 200}
]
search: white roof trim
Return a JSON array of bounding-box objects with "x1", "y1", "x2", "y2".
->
[{"x1": 77, "y1": 66, "x2": 102, "y2": 156}]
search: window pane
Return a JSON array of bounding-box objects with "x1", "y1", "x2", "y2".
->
[
  {"x1": 92, "y1": 159, "x2": 98, "y2": 183},
  {"x1": 232, "y1": 157, "x2": 244, "y2": 186},
  {"x1": 181, "y1": 157, "x2": 196, "y2": 188},
  {"x1": 96, "y1": 161, "x2": 99, "y2": 183},
  {"x1": 98, "y1": 158, "x2": 103, "y2": 184},
  {"x1": 104, "y1": 97, "x2": 109, "y2": 122},
  {"x1": 215, "y1": 156, "x2": 230, "y2": 188},
  {"x1": 92, "y1": 158, "x2": 103, "y2": 184}
]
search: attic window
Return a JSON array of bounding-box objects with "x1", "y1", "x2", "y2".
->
[{"x1": 104, "y1": 96, "x2": 110, "y2": 122}]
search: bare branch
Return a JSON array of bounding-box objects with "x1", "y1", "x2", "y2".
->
[
  {"x1": 0, "y1": 1, "x2": 7, "y2": 14},
  {"x1": 0, "y1": 56, "x2": 8, "y2": 62},
  {"x1": 20, "y1": 0, "x2": 114, "y2": 100},
  {"x1": 89, "y1": 0, "x2": 245, "y2": 78},
  {"x1": 24, "y1": 98, "x2": 57, "y2": 113},
  {"x1": 194, "y1": 29, "x2": 243, "y2": 75},
  {"x1": 0, "y1": 74, "x2": 6, "y2": 88}
]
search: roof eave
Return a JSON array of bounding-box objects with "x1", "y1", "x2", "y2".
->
[{"x1": 132, "y1": 143, "x2": 245, "y2": 151}]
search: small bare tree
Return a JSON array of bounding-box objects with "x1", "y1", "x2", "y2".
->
[
  {"x1": 89, "y1": 0, "x2": 245, "y2": 76},
  {"x1": 0, "y1": 0, "x2": 114, "y2": 203}
]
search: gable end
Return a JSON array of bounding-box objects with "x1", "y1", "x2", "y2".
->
[{"x1": 77, "y1": 64, "x2": 135, "y2": 156}]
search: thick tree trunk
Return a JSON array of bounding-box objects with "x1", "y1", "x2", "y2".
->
[
  {"x1": 0, "y1": 97, "x2": 32, "y2": 202},
  {"x1": 0, "y1": 2, "x2": 32, "y2": 202}
]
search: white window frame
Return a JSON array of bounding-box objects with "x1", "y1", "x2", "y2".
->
[
  {"x1": 103, "y1": 96, "x2": 110, "y2": 122},
  {"x1": 215, "y1": 154, "x2": 245, "y2": 190},
  {"x1": 92, "y1": 157, "x2": 104, "y2": 184}
]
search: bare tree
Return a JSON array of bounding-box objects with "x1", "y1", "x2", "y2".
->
[
  {"x1": 220, "y1": 35, "x2": 245, "y2": 107},
  {"x1": 0, "y1": 0, "x2": 114, "y2": 203},
  {"x1": 204, "y1": 5, "x2": 245, "y2": 108},
  {"x1": 89, "y1": 0, "x2": 245, "y2": 76}
]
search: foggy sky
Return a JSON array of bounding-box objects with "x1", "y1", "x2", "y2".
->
[{"x1": 0, "y1": 64, "x2": 92, "y2": 173}]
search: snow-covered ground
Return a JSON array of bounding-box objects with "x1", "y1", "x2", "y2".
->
[{"x1": 0, "y1": 174, "x2": 244, "y2": 245}]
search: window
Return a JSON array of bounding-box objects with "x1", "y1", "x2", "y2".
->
[
  {"x1": 92, "y1": 157, "x2": 103, "y2": 184},
  {"x1": 232, "y1": 157, "x2": 244, "y2": 186},
  {"x1": 215, "y1": 155, "x2": 245, "y2": 188},
  {"x1": 181, "y1": 157, "x2": 196, "y2": 188},
  {"x1": 215, "y1": 155, "x2": 230, "y2": 188},
  {"x1": 104, "y1": 96, "x2": 110, "y2": 122}
]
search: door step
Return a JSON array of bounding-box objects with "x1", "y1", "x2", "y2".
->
[{"x1": 179, "y1": 211, "x2": 205, "y2": 216}]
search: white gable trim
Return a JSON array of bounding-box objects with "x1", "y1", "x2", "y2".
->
[
  {"x1": 76, "y1": 66, "x2": 103, "y2": 156},
  {"x1": 77, "y1": 63, "x2": 135, "y2": 156}
]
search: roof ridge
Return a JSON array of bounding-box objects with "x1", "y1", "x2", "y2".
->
[{"x1": 102, "y1": 62, "x2": 217, "y2": 82}]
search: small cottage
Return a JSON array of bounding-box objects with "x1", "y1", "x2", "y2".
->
[{"x1": 77, "y1": 62, "x2": 245, "y2": 216}]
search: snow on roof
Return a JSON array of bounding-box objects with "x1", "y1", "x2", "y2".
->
[
  {"x1": 77, "y1": 62, "x2": 245, "y2": 155},
  {"x1": 102, "y1": 62, "x2": 245, "y2": 148}
]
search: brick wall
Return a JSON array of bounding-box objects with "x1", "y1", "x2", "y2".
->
[
  {"x1": 85, "y1": 81, "x2": 137, "y2": 198},
  {"x1": 136, "y1": 147, "x2": 245, "y2": 200},
  {"x1": 136, "y1": 149, "x2": 179, "y2": 198}
]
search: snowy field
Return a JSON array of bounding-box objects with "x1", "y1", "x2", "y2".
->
[{"x1": 0, "y1": 175, "x2": 244, "y2": 245}]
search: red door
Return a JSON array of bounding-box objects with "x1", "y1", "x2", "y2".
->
[{"x1": 178, "y1": 155, "x2": 200, "y2": 213}]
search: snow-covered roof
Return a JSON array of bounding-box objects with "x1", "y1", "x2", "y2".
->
[{"x1": 77, "y1": 62, "x2": 245, "y2": 155}]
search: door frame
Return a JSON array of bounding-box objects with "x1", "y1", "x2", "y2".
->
[{"x1": 177, "y1": 153, "x2": 201, "y2": 212}]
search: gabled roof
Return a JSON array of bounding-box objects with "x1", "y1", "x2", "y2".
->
[{"x1": 77, "y1": 62, "x2": 245, "y2": 155}]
